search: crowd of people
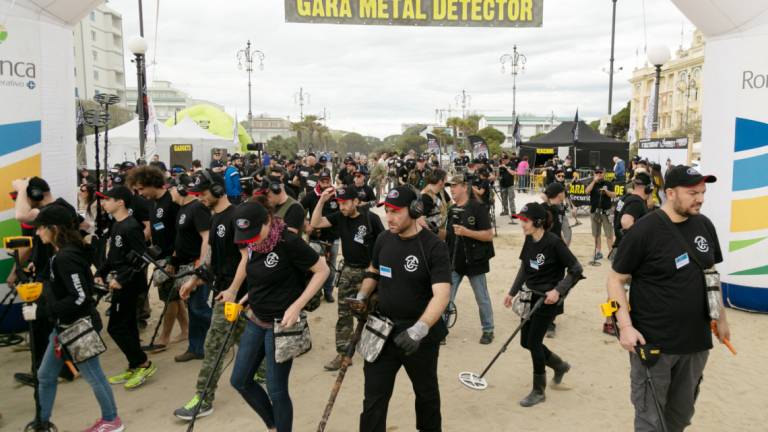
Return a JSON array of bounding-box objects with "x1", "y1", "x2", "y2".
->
[{"x1": 4, "y1": 145, "x2": 732, "y2": 432}]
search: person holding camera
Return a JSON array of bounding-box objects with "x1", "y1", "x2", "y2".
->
[
  {"x1": 445, "y1": 174, "x2": 495, "y2": 345},
  {"x1": 352, "y1": 186, "x2": 451, "y2": 432},
  {"x1": 96, "y1": 186, "x2": 157, "y2": 390},
  {"x1": 504, "y1": 202, "x2": 583, "y2": 407},
  {"x1": 585, "y1": 167, "x2": 616, "y2": 261},
  {"x1": 301, "y1": 169, "x2": 341, "y2": 303},
  {"x1": 24, "y1": 205, "x2": 123, "y2": 431}
]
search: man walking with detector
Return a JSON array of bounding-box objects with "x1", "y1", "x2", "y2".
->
[{"x1": 607, "y1": 165, "x2": 732, "y2": 432}]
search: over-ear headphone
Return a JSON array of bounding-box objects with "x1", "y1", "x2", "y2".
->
[
  {"x1": 27, "y1": 185, "x2": 44, "y2": 202},
  {"x1": 175, "y1": 179, "x2": 188, "y2": 197},
  {"x1": 201, "y1": 169, "x2": 225, "y2": 198},
  {"x1": 407, "y1": 186, "x2": 424, "y2": 219},
  {"x1": 532, "y1": 218, "x2": 544, "y2": 229},
  {"x1": 267, "y1": 176, "x2": 283, "y2": 194}
]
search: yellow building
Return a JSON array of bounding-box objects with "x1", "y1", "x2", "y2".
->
[{"x1": 628, "y1": 30, "x2": 705, "y2": 141}]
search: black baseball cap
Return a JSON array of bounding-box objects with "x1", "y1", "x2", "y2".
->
[
  {"x1": 318, "y1": 155, "x2": 327, "y2": 162},
  {"x1": 544, "y1": 182, "x2": 565, "y2": 198},
  {"x1": 111, "y1": 173, "x2": 126, "y2": 186},
  {"x1": 594, "y1": 166, "x2": 605, "y2": 173},
  {"x1": 96, "y1": 186, "x2": 133, "y2": 206},
  {"x1": 190, "y1": 171, "x2": 225, "y2": 194},
  {"x1": 633, "y1": 172, "x2": 653, "y2": 187},
  {"x1": 664, "y1": 165, "x2": 717, "y2": 189},
  {"x1": 120, "y1": 161, "x2": 136, "y2": 171},
  {"x1": 335, "y1": 186, "x2": 358, "y2": 202},
  {"x1": 378, "y1": 186, "x2": 418, "y2": 211},
  {"x1": 318, "y1": 169, "x2": 332, "y2": 179},
  {"x1": 170, "y1": 174, "x2": 198, "y2": 195},
  {"x1": 416, "y1": 156, "x2": 426, "y2": 162},
  {"x1": 30, "y1": 204, "x2": 75, "y2": 227},
  {"x1": 233, "y1": 201, "x2": 269, "y2": 244},
  {"x1": 512, "y1": 202, "x2": 548, "y2": 223}
]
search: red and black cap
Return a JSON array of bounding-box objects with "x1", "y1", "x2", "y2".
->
[
  {"x1": 378, "y1": 186, "x2": 418, "y2": 211},
  {"x1": 96, "y1": 186, "x2": 133, "y2": 206},
  {"x1": 233, "y1": 202, "x2": 269, "y2": 244},
  {"x1": 30, "y1": 204, "x2": 75, "y2": 227},
  {"x1": 512, "y1": 202, "x2": 548, "y2": 223},
  {"x1": 335, "y1": 186, "x2": 358, "y2": 202},
  {"x1": 664, "y1": 165, "x2": 717, "y2": 189}
]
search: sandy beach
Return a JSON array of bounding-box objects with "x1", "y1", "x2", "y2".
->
[{"x1": 1, "y1": 196, "x2": 766, "y2": 432}]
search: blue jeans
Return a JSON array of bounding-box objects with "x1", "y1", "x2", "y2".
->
[
  {"x1": 187, "y1": 284, "x2": 212, "y2": 355},
  {"x1": 450, "y1": 272, "x2": 494, "y2": 332},
  {"x1": 38, "y1": 331, "x2": 117, "y2": 422},
  {"x1": 322, "y1": 239, "x2": 340, "y2": 297},
  {"x1": 230, "y1": 320, "x2": 293, "y2": 431}
]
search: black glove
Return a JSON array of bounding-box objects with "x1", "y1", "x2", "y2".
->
[{"x1": 394, "y1": 331, "x2": 421, "y2": 356}]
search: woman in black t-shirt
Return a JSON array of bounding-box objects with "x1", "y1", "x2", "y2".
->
[
  {"x1": 504, "y1": 202, "x2": 584, "y2": 408},
  {"x1": 229, "y1": 201, "x2": 329, "y2": 432}
]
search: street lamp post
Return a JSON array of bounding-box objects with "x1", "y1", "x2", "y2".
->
[
  {"x1": 607, "y1": 0, "x2": 618, "y2": 115},
  {"x1": 500, "y1": 45, "x2": 527, "y2": 118},
  {"x1": 294, "y1": 87, "x2": 310, "y2": 121},
  {"x1": 677, "y1": 66, "x2": 701, "y2": 128},
  {"x1": 647, "y1": 45, "x2": 671, "y2": 135},
  {"x1": 454, "y1": 89, "x2": 471, "y2": 118},
  {"x1": 237, "y1": 40, "x2": 265, "y2": 144},
  {"x1": 128, "y1": 36, "x2": 148, "y2": 158}
]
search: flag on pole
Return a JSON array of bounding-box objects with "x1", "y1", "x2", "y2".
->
[
  {"x1": 628, "y1": 108, "x2": 637, "y2": 144},
  {"x1": 232, "y1": 113, "x2": 239, "y2": 146},
  {"x1": 146, "y1": 95, "x2": 159, "y2": 141},
  {"x1": 513, "y1": 116, "x2": 522, "y2": 146},
  {"x1": 571, "y1": 109, "x2": 580, "y2": 142}
]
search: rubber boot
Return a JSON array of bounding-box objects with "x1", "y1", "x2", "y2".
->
[
  {"x1": 545, "y1": 352, "x2": 571, "y2": 385},
  {"x1": 519, "y1": 373, "x2": 546, "y2": 407}
]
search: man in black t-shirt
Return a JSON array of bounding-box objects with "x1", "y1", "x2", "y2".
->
[
  {"x1": 612, "y1": 172, "x2": 652, "y2": 251},
  {"x1": 585, "y1": 167, "x2": 616, "y2": 260},
  {"x1": 608, "y1": 165, "x2": 731, "y2": 432},
  {"x1": 543, "y1": 182, "x2": 567, "y2": 242},
  {"x1": 311, "y1": 186, "x2": 384, "y2": 371},
  {"x1": 353, "y1": 169, "x2": 376, "y2": 204},
  {"x1": 209, "y1": 150, "x2": 226, "y2": 174},
  {"x1": 169, "y1": 174, "x2": 212, "y2": 363},
  {"x1": 264, "y1": 172, "x2": 305, "y2": 234},
  {"x1": 498, "y1": 154, "x2": 517, "y2": 217},
  {"x1": 445, "y1": 174, "x2": 495, "y2": 344},
  {"x1": 353, "y1": 186, "x2": 451, "y2": 432},
  {"x1": 173, "y1": 171, "x2": 248, "y2": 420},
  {"x1": 301, "y1": 169, "x2": 341, "y2": 303}
]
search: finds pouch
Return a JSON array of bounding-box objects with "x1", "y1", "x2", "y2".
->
[
  {"x1": 57, "y1": 316, "x2": 107, "y2": 363},
  {"x1": 273, "y1": 311, "x2": 312, "y2": 363},
  {"x1": 357, "y1": 314, "x2": 394, "y2": 363}
]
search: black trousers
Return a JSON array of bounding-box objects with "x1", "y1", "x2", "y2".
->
[
  {"x1": 107, "y1": 287, "x2": 147, "y2": 369},
  {"x1": 520, "y1": 312, "x2": 556, "y2": 374},
  {"x1": 360, "y1": 339, "x2": 441, "y2": 432}
]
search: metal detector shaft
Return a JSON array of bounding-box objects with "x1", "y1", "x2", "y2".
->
[{"x1": 317, "y1": 317, "x2": 366, "y2": 432}]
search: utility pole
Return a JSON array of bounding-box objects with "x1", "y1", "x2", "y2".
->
[
  {"x1": 454, "y1": 90, "x2": 471, "y2": 118},
  {"x1": 500, "y1": 45, "x2": 527, "y2": 118},
  {"x1": 237, "y1": 40, "x2": 265, "y2": 144},
  {"x1": 607, "y1": 0, "x2": 618, "y2": 115}
]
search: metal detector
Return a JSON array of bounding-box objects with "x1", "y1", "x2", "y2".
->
[
  {"x1": 459, "y1": 296, "x2": 546, "y2": 390},
  {"x1": 0, "y1": 237, "x2": 34, "y2": 347},
  {"x1": 442, "y1": 301, "x2": 457, "y2": 329}
]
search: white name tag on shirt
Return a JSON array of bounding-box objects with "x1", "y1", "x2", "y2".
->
[
  {"x1": 675, "y1": 252, "x2": 690, "y2": 269},
  {"x1": 153, "y1": 222, "x2": 165, "y2": 231},
  {"x1": 379, "y1": 265, "x2": 392, "y2": 278},
  {"x1": 529, "y1": 260, "x2": 540, "y2": 270}
]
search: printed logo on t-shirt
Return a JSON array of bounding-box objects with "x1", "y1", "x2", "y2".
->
[
  {"x1": 216, "y1": 224, "x2": 226, "y2": 238},
  {"x1": 329, "y1": 201, "x2": 338, "y2": 210},
  {"x1": 128, "y1": 208, "x2": 134, "y2": 216},
  {"x1": 467, "y1": 216, "x2": 476, "y2": 226},
  {"x1": 404, "y1": 255, "x2": 419, "y2": 272},
  {"x1": 156, "y1": 208, "x2": 164, "y2": 219},
  {"x1": 114, "y1": 235, "x2": 123, "y2": 248},
  {"x1": 264, "y1": 252, "x2": 279, "y2": 268},
  {"x1": 354, "y1": 225, "x2": 367, "y2": 244},
  {"x1": 178, "y1": 213, "x2": 187, "y2": 225},
  {"x1": 694, "y1": 236, "x2": 709, "y2": 253},
  {"x1": 535, "y1": 253, "x2": 546, "y2": 266}
]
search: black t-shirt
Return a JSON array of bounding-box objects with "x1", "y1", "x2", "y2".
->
[
  {"x1": 337, "y1": 169, "x2": 355, "y2": 186},
  {"x1": 612, "y1": 212, "x2": 722, "y2": 354},
  {"x1": 473, "y1": 180, "x2": 492, "y2": 207},
  {"x1": 445, "y1": 199, "x2": 492, "y2": 276},
  {"x1": 246, "y1": 231, "x2": 319, "y2": 321},
  {"x1": 209, "y1": 159, "x2": 225, "y2": 171},
  {"x1": 372, "y1": 229, "x2": 451, "y2": 331},
  {"x1": 174, "y1": 200, "x2": 211, "y2": 264},
  {"x1": 208, "y1": 205, "x2": 246, "y2": 296},
  {"x1": 129, "y1": 193, "x2": 151, "y2": 223},
  {"x1": 326, "y1": 209, "x2": 384, "y2": 267},
  {"x1": 563, "y1": 165, "x2": 575, "y2": 180},
  {"x1": 519, "y1": 232, "x2": 578, "y2": 315},
  {"x1": 301, "y1": 188, "x2": 340, "y2": 242},
  {"x1": 397, "y1": 166, "x2": 410, "y2": 185},
  {"x1": 590, "y1": 179, "x2": 613, "y2": 213},
  {"x1": 355, "y1": 185, "x2": 376, "y2": 203},
  {"x1": 543, "y1": 202, "x2": 565, "y2": 239},
  {"x1": 613, "y1": 194, "x2": 648, "y2": 246},
  {"x1": 454, "y1": 155, "x2": 470, "y2": 167},
  {"x1": 150, "y1": 191, "x2": 179, "y2": 259},
  {"x1": 100, "y1": 216, "x2": 147, "y2": 288},
  {"x1": 499, "y1": 162, "x2": 515, "y2": 187}
]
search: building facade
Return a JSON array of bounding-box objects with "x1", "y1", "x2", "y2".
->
[
  {"x1": 628, "y1": 30, "x2": 705, "y2": 142},
  {"x1": 126, "y1": 80, "x2": 224, "y2": 122},
  {"x1": 73, "y1": 4, "x2": 127, "y2": 106},
  {"x1": 479, "y1": 114, "x2": 571, "y2": 147},
  {"x1": 244, "y1": 115, "x2": 295, "y2": 143}
]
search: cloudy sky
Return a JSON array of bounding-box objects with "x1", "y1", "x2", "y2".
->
[{"x1": 109, "y1": 0, "x2": 693, "y2": 138}]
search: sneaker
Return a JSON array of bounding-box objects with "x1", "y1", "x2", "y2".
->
[
  {"x1": 174, "y1": 351, "x2": 204, "y2": 363},
  {"x1": 324, "y1": 292, "x2": 335, "y2": 303},
  {"x1": 324, "y1": 354, "x2": 351, "y2": 371},
  {"x1": 14, "y1": 372, "x2": 34, "y2": 387},
  {"x1": 480, "y1": 331, "x2": 494, "y2": 345},
  {"x1": 173, "y1": 394, "x2": 214, "y2": 421},
  {"x1": 254, "y1": 368, "x2": 266, "y2": 384},
  {"x1": 546, "y1": 323, "x2": 557, "y2": 339},
  {"x1": 108, "y1": 369, "x2": 134, "y2": 385},
  {"x1": 83, "y1": 416, "x2": 124, "y2": 432},
  {"x1": 595, "y1": 251, "x2": 604, "y2": 260},
  {"x1": 124, "y1": 363, "x2": 157, "y2": 389},
  {"x1": 602, "y1": 322, "x2": 616, "y2": 336}
]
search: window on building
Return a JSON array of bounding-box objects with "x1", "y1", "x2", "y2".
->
[
  {"x1": 93, "y1": 70, "x2": 99, "y2": 81},
  {"x1": 90, "y1": 11, "x2": 95, "y2": 21},
  {"x1": 92, "y1": 50, "x2": 98, "y2": 61},
  {"x1": 113, "y1": 34, "x2": 122, "y2": 47}
]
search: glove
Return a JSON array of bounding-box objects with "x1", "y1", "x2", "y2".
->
[
  {"x1": 394, "y1": 321, "x2": 429, "y2": 356},
  {"x1": 22, "y1": 304, "x2": 37, "y2": 321},
  {"x1": 348, "y1": 291, "x2": 369, "y2": 318}
]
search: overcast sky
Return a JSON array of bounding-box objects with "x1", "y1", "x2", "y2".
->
[{"x1": 109, "y1": 0, "x2": 693, "y2": 138}]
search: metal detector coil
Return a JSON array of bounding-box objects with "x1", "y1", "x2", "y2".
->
[
  {"x1": 458, "y1": 371, "x2": 488, "y2": 390},
  {"x1": 224, "y1": 302, "x2": 243, "y2": 322},
  {"x1": 3, "y1": 236, "x2": 33, "y2": 250},
  {"x1": 17, "y1": 282, "x2": 43, "y2": 303}
]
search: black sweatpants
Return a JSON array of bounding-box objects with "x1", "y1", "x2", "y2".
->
[
  {"x1": 107, "y1": 288, "x2": 147, "y2": 369},
  {"x1": 360, "y1": 339, "x2": 441, "y2": 432},
  {"x1": 520, "y1": 312, "x2": 556, "y2": 374}
]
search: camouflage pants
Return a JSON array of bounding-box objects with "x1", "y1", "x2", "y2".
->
[
  {"x1": 335, "y1": 266, "x2": 366, "y2": 354},
  {"x1": 196, "y1": 301, "x2": 246, "y2": 405}
]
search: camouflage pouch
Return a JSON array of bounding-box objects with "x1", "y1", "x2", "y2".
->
[
  {"x1": 356, "y1": 314, "x2": 394, "y2": 363},
  {"x1": 274, "y1": 311, "x2": 311, "y2": 363},
  {"x1": 58, "y1": 317, "x2": 107, "y2": 363},
  {"x1": 174, "y1": 263, "x2": 196, "y2": 290},
  {"x1": 512, "y1": 288, "x2": 533, "y2": 317}
]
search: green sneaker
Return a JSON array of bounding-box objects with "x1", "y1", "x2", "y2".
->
[
  {"x1": 124, "y1": 362, "x2": 157, "y2": 389},
  {"x1": 108, "y1": 369, "x2": 135, "y2": 385},
  {"x1": 173, "y1": 394, "x2": 214, "y2": 421}
]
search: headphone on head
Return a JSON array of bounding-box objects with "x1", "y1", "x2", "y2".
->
[
  {"x1": 201, "y1": 170, "x2": 225, "y2": 198},
  {"x1": 27, "y1": 184, "x2": 45, "y2": 202},
  {"x1": 174, "y1": 178, "x2": 188, "y2": 197},
  {"x1": 407, "y1": 185, "x2": 424, "y2": 219},
  {"x1": 532, "y1": 217, "x2": 545, "y2": 229}
]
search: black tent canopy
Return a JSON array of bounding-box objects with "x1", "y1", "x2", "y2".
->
[{"x1": 517, "y1": 121, "x2": 629, "y2": 170}]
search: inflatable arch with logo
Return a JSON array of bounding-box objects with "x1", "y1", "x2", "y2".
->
[{"x1": 672, "y1": 0, "x2": 768, "y2": 312}]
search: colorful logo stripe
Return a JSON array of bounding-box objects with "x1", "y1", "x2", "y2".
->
[
  {"x1": 732, "y1": 153, "x2": 768, "y2": 191},
  {"x1": 730, "y1": 196, "x2": 768, "y2": 232},
  {"x1": 734, "y1": 117, "x2": 768, "y2": 153},
  {"x1": 0, "y1": 121, "x2": 41, "y2": 157}
]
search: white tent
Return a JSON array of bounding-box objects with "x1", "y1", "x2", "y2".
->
[{"x1": 164, "y1": 117, "x2": 237, "y2": 167}]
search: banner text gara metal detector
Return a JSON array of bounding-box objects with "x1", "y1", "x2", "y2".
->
[{"x1": 459, "y1": 296, "x2": 546, "y2": 390}]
